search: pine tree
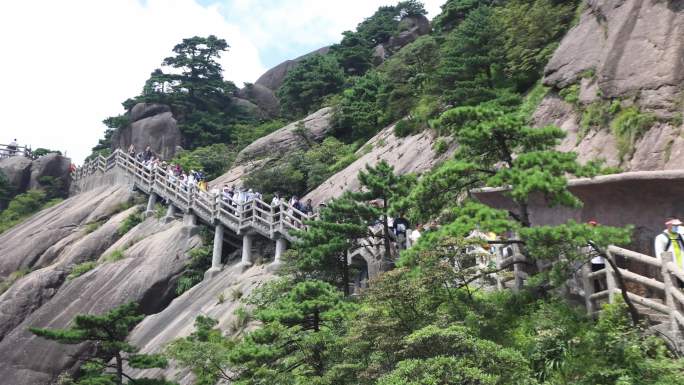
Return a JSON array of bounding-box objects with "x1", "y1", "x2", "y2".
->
[
  {"x1": 291, "y1": 161, "x2": 413, "y2": 294},
  {"x1": 30, "y1": 302, "x2": 174, "y2": 385}
]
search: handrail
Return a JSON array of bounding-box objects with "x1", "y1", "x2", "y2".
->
[{"x1": 72, "y1": 149, "x2": 309, "y2": 242}]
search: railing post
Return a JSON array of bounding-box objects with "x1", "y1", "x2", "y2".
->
[
  {"x1": 660, "y1": 252, "x2": 679, "y2": 336},
  {"x1": 495, "y1": 248, "x2": 504, "y2": 291},
  {"x1": 605, "y1": 250, "x2": 618, "y2": 304},
  {"x1": 581, "y1": 262, "x2": 596, "y2": 315},
  {"x1": 512, "y1": 243, "x2": 525, "y2": 291}
]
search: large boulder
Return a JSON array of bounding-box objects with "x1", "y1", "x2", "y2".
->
[
  {"x1": 0, "y1": 156, "x2": 32, "y2": 193},
  {"x1": 387, "y1": 15, "x2": 431, "y2": 52},
  {"x1": 237, "y1": 83, "x2": 280, "y2": 117},
  {"x1": 543, "y1": 0, "x2": 684, "y2": 114},
  {"x1": 114, "y1": 103, "x2": 181, "y2": 160},
  {"x1": 129, "y1": 103, "x2": 171, "y2": 123},
  {"x1": 234, "y1": 107, "x2": 333, "y2": 165},
  {"x1": 232, "y1": 96, "x2": 269, "y2": 120},
  {"x1": 255, "y1": 46, "x2": 330, "y2": 91},
  {"x1": 28, "y1": 153, "x2": 71, "y2": 190}
]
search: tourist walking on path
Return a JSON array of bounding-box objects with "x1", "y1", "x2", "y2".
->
[{"x1": 655, "y1": 217, "x2": 684, "y2": 287}]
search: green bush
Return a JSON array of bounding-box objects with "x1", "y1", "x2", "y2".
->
[
  {"x1": 277, "y1": 54, "x2": 345, "y2": 118},
  {"x1": 433, "y1": 138, "x2": 449, "y2": 155},
  {"x1": 84, "y1": 221, "x2": 103, "y2": 234},
  {"x1": 580, "y1": 101, "x2": 612, "y2": 136},
  {"x1": 103, "y1": 249, "x2": 126, "y2": 263},
  {"x1": 177, "y1": 239, "x2": 213, "y2": 295},
  {"x1": 611, "y1": 107, "x2": 656, "y2": 160},
  {"x1": 394, "y1": 119, "x2": 420, "y2": 138},
  {"x1": 559, "y1": 84, "x2": 580, "y2": 105},
  {"x1": 117, "y1": 210, "x2": 143, "y2": 237},
  {"x1": 170, "y1": 143, "x2": 236, "y2": 180},
  {"x1": 67, "y1": 261, "x2": 98, "y2": 280},
  {"x1": 0, "y1": 190, "x2": 50, "y2": 234}
]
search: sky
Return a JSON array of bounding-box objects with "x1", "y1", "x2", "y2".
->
[{"x1": 0, "y1": 0, "x2": 444, "y2": 164}]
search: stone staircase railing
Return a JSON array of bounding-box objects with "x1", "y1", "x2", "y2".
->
[{"x1": 73, "y1": 150, "x2": 312, "y2": 274}]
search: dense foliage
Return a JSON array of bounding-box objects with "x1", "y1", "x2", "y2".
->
[{"x1": 277, "y1": 54, "x2": 345, "y2": 118}]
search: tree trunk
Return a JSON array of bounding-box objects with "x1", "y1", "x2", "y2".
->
[{"x1": 115, "y1": 353, "x2": 123, "y2": 385}]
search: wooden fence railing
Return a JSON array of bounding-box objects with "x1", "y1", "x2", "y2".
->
[
  {"x1": 0, "y1": 144, "x2": 34, "y2": 159},
  {"x1": 72, "y1": 149, "x2": 310, "y2": 242}
]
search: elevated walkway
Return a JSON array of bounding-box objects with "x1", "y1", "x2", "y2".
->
[{"x1": 73, "y1": 150, "x2": 311, "y2": 274}]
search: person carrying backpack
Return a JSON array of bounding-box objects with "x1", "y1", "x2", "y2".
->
[{"x1": 655, "y1": 218, "x2": 684, "y2": 287}]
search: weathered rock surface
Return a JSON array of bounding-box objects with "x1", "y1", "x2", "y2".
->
[
  {"x1": 0, "y1": 156, "x2": 32, "y2": 193},
  {"x1": 0, "y1": 189, "x2": 201, "y2": 385},
  {"x1": 130, "y1": 103, "x2": 172, "y2": 123},
  {"x1": 28, "y1": 153, "x2": 71, "y2": 190},
  {"x1": 0, "y1": 154, "x2": 72, "y2": 198},
  {"x1": 534, "y1": 92, "x2": 684, "y2": 171},
  {"x1": 232, "y1": 96, "x2": 269, "y2": 120},
  {"x1": 387, "y1": 15, "x2": 431, "y2": 51},
  {"x1": 305, "y1": 122, "x2": 454, "y2": 205},
  {"x1": 128, "y1": 263, "x2": 273, "y2": 384},
  {"x1": 114, "y1": 103, "x2": 181, "y2": 160},
  {"x1": 235, "y1": 107, "x2": 333, "y2": 165},
  {"x1": 535, "y1": 0, "x2": 684, "y2": 170},
  {"x1": 237, "y1": 83, "x2": 280, "y2": 117},
  {"x1": 255, "y1": 46, "x2": 330, "y2": 91},
  {"x1": 0, "y1": 185, "x2": 134, "y2": 278},
  {"x1": 544, "y1": 0, "x2": 684, "y2": 114}
]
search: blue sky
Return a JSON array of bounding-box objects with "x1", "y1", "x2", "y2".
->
[{"x1": 0, "y1": 0, "x2": 444, "y2": 163}]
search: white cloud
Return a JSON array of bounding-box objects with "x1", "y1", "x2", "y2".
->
[
  {"x1": 0, "y1": 0, "x2": 265, "y2": 164},
  {"x1": 0, "y1": 0, "x2": 447, "y2": 164}
]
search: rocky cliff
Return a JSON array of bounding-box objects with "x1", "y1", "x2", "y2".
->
[
  {"x1": 536, "y1": 0, "x2": 684, "y2": 170},
  {"x1": 0, "y1": 184, "x2": 202, "y2": 384}
]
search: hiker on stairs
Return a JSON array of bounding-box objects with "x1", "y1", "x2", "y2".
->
[{"x1": 655, "y1": 217, "x2": 684, "y2": 288}]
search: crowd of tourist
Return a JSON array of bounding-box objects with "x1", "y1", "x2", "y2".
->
[{"x1": 128, "y1": 144, "x2": 316, "y2": 224}]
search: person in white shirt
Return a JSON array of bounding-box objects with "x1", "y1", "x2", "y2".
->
[
  {"x1": 655, "y1": 218, "x2": 684, "y2": 288},
  {"x1": 271, "y1": 193, "x2": 281, "y2": 206},
  {"x1": 408, "y1": 224, "x2": 422, "y2": 247}
]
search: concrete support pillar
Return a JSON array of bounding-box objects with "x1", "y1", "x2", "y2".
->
[
  {"x1": 183, "y1": 212, "x2": 197, "y2": 226},
  {"x1": 269, "y1": 237, "x2": 287, "y2": 272},
  {"x1": 212, "y1": 225, "x2": 224, "y2": 269},
  {"x1": 163, "y1": 204, "x2": 177, "y2": 223},
  {"x1": 145, "y1": 192, "x2": 157, "y2": 217},
  {"x1": 181, "y1": 212, "x2": 199, "y2": 237},
  {"x1": 274, "y1": 238, "x2": 287, "y2": 262},
  {"x1": 241, "y1": 233, "x2": 254, "y2": 267},
  {"x1": 205, "y1": 224, "x2": 225, "y2": 280}
]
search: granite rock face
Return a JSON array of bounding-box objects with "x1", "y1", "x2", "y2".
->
[
  {"x1": 127, "y1": 263, "x2": 273, "y2": 384},
  {"x1": 544, "y1": 0, "x2": 684, "y2": 114},
  {"x1": 114, "y1": 103, "x2": 182, "y2": 160},
  {"x1": 237, "y1": 83, "x2": 281, "y2": 117},
  {"x1": 28, "y1": 153, "x2": 71, "y2": 190},
  {"x1": 0, "y1": 183, "x2": 202, "y2": 385},
  {"x1": 0, "y1": 154, "x2": 71, "y2": 198},
  {"x1": 255, "y1": 46, "x2": 330, "y2": 91},
  {"x1": 235, "y1": 107, "x2": 333, "y2": 164},
  {"x1": 387, "y1": 15, "x2": 431, "y2": 51},
  {"x1": 0, "y1": 185, "x2": 133, "y2": 278},
  {"x1": 536, "y1": 0, "x2": 684, "y2": 170},
  {"x1": 0, "y1": 156, "x2": 32, "y2": 193},
  {"x1": 304, "y1": 121, "x2": 454, "y2": 205}
]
